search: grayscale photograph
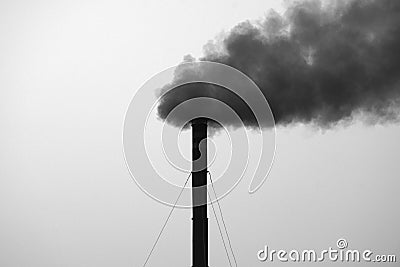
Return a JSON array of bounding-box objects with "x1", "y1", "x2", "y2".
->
[{"x1": 1, "y1": 0, "x2": 399, "y2": 266}]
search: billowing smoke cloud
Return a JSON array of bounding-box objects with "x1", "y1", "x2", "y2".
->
[{"x1": 157, "y1": 0, "x2": 400, "y2": 128}]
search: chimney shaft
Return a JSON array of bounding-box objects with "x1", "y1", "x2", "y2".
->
[{"x1": 191, "y1": 118, "x2": 208, "y2": 267}]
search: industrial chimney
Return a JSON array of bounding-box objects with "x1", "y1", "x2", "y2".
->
[{"x1": 191, "y1": 118, "x2": 208, "y2": 267}]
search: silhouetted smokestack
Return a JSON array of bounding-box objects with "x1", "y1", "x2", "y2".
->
[{"x1": 191, "y1": 118, "x2": 208, "y2": 267}]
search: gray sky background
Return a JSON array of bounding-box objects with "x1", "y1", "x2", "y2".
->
[{"x1": 0, "y1": 0, "x2": 399, "y2": 266}]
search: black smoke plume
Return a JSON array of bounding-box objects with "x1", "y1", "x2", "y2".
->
[{"x1": 157, "y1": 0, "x2": 400, "y2": 128}]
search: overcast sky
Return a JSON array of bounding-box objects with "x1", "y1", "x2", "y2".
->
[{"x1": 0, "y1": 0, "x2": 399, "y2": 266}]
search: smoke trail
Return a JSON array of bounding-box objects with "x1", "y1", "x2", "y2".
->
[{"x1": 157, "y1": 0, "x2": 400, "y2": 128}]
